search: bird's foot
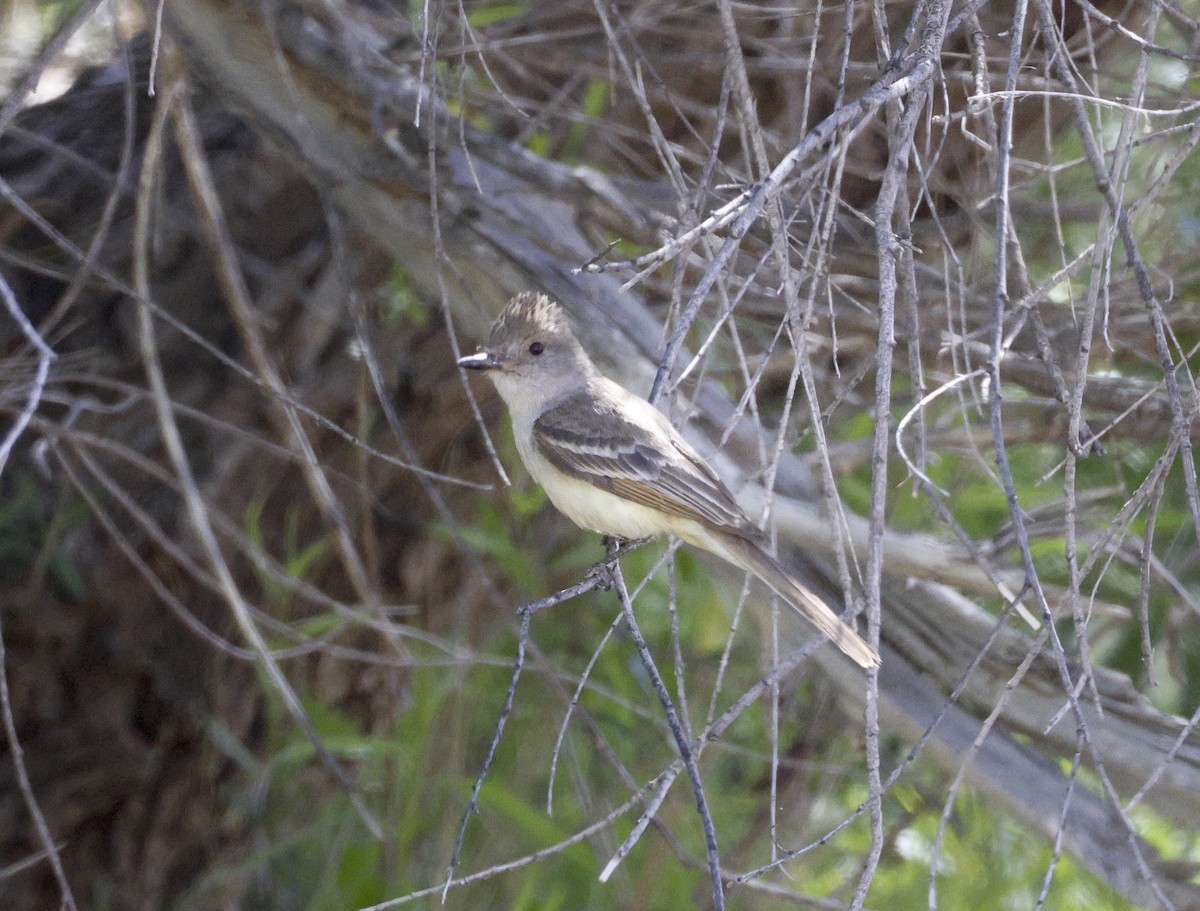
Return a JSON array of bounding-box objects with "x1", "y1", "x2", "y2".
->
[
  {"x1": 605, "y1": 535, "x2": 652, "y2": 560},
  {"x1": 587, "y1": 560, "x2": 616, "y2": 592},
  {"x1": 588, "y1": 536, "x2": 651, "y2": 590}
]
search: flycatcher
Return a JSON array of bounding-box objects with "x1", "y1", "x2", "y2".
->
[{"x1": 459, "y1": 292, "x2": 879, "y2": 669}]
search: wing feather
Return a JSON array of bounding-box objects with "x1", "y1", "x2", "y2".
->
[{"x1": 532, "y1": 388, "x2": 755, "y2": 534}]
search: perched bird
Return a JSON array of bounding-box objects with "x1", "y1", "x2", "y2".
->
[{"x1": 458, "y1": 292, "x2": 879, "y2": 669}]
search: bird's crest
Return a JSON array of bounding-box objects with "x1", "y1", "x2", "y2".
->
[{"x1": 491, "y1": 292, "x2": 571, "y2": 344}]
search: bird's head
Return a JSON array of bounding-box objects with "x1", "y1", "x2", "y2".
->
[{"x1": 458, "y1": 292, "x2": 595, "y2": 405}]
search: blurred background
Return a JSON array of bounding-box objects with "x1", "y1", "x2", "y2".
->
[{"x1": 1, "y1": 1, "x2": 1199, "y2": 908}]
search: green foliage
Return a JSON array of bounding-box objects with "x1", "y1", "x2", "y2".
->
[
  {"x1": 0, "y1": 467, "x2": 87, "y2": 598},
  {"x1": 464, "y1": 2, "x2": 528, "y2": 29},
  {"x1": 435, "y1": 429, "x2": 548, "y2": 593},
  {"x1": 206, "y1": 495, "x2": 1154, "y2": 910},
  {"x1": 210, "y1": 357, "x2": 1199, "y2": 910},
  {"x1": 562, "y1": 78, "x2": 610, "y2": 162},
  {"x1": 524, "y1": 130, "x2": 552, "y2": 159},
  {"x1": 381, "y1": 266, "x2": 425, "y2": 329},
  {"x1": 243, "y1": 498, "x2": 332, "y2": 616},
  {"x1": 35, "y1": 0, "x2": 87, "y2": 32},
  {"x1": 194, "y1": 54, "x2": 1200, "y2": 899}
]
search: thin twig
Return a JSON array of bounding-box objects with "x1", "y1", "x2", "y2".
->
[
  {"x1": 441, "y1": 570, "x2": 610, "y2": 901},
  {"x1": 611, "y1": 561, "x2": 726, "y2": 911},
  {"x1": 169, "y1": 73, "x2": 394, "y2": 637},
  {"x1": 0, "y1": 612, "x2": 78, "y2": 910},
  {"x1": 132, "y1": 74, "x2": 382, "y2": 840}
]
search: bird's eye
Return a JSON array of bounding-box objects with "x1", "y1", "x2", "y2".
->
[{"x1": 528, "y1": 341, "x2": 545, "y2": 356}]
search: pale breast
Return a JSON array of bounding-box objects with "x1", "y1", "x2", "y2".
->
[{"x1": 519, "y1": 438, "x2": 705, "y2": 541}]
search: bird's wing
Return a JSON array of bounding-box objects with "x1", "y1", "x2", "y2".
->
[{"x1": 532, "y1": 386, "x2": 754, "y2": 533}]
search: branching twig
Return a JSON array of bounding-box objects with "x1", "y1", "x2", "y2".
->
[
  {"x1": 0, "y1": 611, "x2": 77, "y2": 911},
  {"x1": 441, "y1": 568, "x2": 614, "y2": 901},
  {"x1": 132, "y1": 74, "x2": 383, "y2": 840},
  {"x1": 611, "y1": 560, "x2": 726, "y2": 911}
]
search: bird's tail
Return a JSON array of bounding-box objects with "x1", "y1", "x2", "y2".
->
[{"x1": 715, "y1": 533, "x2": 880, "y2": 669}]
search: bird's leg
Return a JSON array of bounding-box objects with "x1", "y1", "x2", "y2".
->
[
  {"x1": 587, "y1": 536, "x2": 620, "y2": 591},
  {"x1": 602, "y1": 534, "x2": 622, "y2": 561},
  {"x1": 588, "y1": 536, "x2": 651, "y2": 590},
  {"x1": 606, "y1": 535, "x2": 653, "y2": 559}
]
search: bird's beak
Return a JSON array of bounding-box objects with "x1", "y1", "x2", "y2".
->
[{"x1": 458, "y1": 350, "x2": 500, "y2": 370}]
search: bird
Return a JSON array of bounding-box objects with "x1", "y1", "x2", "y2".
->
[{"x1": 458, "y1": 291, "x2": 880, "y2": 669}]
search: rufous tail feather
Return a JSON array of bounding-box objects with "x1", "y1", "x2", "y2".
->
[{"x1": 719, "y1": 534, "x2": 880, "y2": 669}]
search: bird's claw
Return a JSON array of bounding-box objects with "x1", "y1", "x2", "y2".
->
[
  {"x1": 588, "y1": 536, "x2": 651, "y2": 591},
  {"x1": 600, "y1": 535, "x2": 620, "y2": 561},
  {"x1": 604, "y1": 535, "x2": 651, "y2": 560},
  {"x1": 587, "y1": 560, "x2": 617, "y2": 592}
]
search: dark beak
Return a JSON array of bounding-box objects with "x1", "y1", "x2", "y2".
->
[{"x1": 458, "y1": 350, "x2": 500, "y2": 370}]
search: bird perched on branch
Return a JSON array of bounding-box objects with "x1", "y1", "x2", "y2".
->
[{"x1": 459, "y1": 291, "x2": 879, "y2": 669}]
